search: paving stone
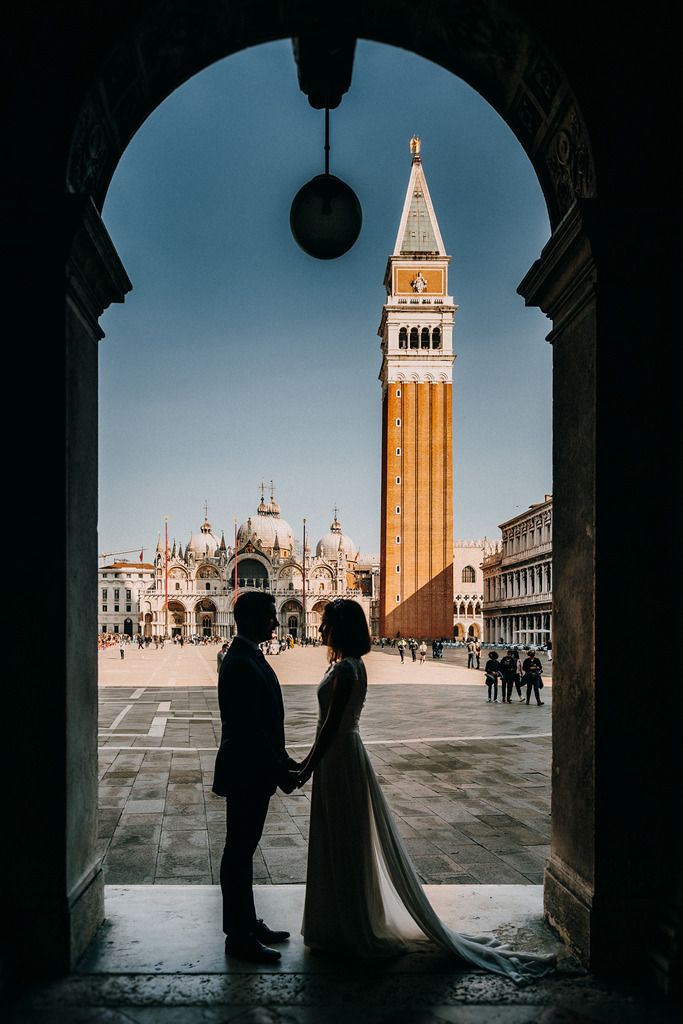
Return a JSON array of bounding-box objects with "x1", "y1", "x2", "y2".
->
[
  {"x1": 157, "y1": 831, "x2": 210, "y2": 877},
  {"x1": 103, "y1": 844, "x2": 158, "y2": 884},
  {"x1": 99, "y1": 671, "x2": 551, "y2": 886},
  {"x1": 123, "y1": 799, "x2": 166, "y2": 814},
  {"x1": 109, "y1": 825, "x2": 162, "y2": 848},
  {"x1": 162, "y1": 813, "x2": 208, "y2": 830}
]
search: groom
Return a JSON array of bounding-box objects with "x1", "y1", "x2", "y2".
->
[{"x1": 212, "y1": 591, "x2": 299, "y2": 962}]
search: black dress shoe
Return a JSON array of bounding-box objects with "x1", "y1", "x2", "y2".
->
[
  {"x1": 225, "y1": 935, "x2": 281, "y2": 963},
  {"x1": 252, "y1": 918, "x2": 290, "y2": 944}
]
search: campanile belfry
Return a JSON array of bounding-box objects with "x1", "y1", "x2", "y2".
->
[{"x1": 378, "y1": 138, "x2": 456, "y2": 639}]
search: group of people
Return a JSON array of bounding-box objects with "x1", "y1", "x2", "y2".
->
[
  {"x1": 212, "y1": 591, "x2": 555, "y2": 984},
  {"x1": 379, "y1": 636, "x2": 447, "y2": 660},
  {"x1": 483, "y1": 649, "x2": 545, "y2": 706},
  {"x1": 395, "y1": 637, "x2": 430, "y2": 663}
]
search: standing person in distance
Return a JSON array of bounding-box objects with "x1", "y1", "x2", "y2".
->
[
  {"x1": 418, "y1": 640, "x2": 427, "y2": 664},
  {"x1": 483, "y1": 651, "x2": 503, "y2": 703},
  {"x1": 212, "y1": 592, "x2": 299, "y2": 963},
  {"x1": 474, "y1": 639, "x2": 482, "y2": 669},
  {"x1": 500, "y1": 649, "x2": 520, "y2": 704},
  {"x1": 466, "y1": 638, "x2": 475, "y2": 669},
  {"x1": 216, "y1": 640, "x2": 229, "y2": 677},
  {"x1": 522, "y1": 649, "x2": 544, "y2": 706}
]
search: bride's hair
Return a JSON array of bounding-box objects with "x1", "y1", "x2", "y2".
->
[{"x1": 322, "y1": 599, "x2": 371, "y2": 661}]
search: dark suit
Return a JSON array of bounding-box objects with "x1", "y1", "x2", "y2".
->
[{"x1": 212, "y1": 636, "x2": 295, "y2": 938}]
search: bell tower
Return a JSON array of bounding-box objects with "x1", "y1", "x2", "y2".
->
[{"x1": 378, "y1": 137, "x2": 456, "y2": 639}]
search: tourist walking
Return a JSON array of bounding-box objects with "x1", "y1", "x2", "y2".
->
[
  {"x1": 466, "y1": 639, "x2": 475, "y2": 668},
  {"x1": 397, "y1": 638, "x2": 407, "y2": 663},
  {"x1": 484, "y1": 651, "x2": 503, "y2": 702},
  {"x1": 408, "y1": 637, "x2": 418, "y2": 662},
  {"x1": 522, "y1": 650, "x2": 544, "y2": 706},
  {"x1": 419, "y1": 640, "x2": 427, "y2": 664}
]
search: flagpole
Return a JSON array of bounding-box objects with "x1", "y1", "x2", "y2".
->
[
  {"x1": 233, "y1": 517, "x2": 238, "y2": 636},
  {"x1": 164, "y1": 515, "x2": 169, "y2": 638},
  {"x1": 302, "y1": 518, "x2": 307, "y2": 644}
]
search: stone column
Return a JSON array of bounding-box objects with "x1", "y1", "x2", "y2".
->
[
  {"x1": 11, "y1": 197, "x2": 131, "y2": 975},
  {"x1": 519, "y1": 200, "x2": 678, "y2": 984}
]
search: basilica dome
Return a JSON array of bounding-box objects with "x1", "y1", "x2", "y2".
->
[
  {"x1": 237, "y1": 488, "x2": 294, "y2": 556},
  {"x1": 316, "y1": 512, "x2": 358, "y2": 563},
  {"x1": 187, "y1": 518, "x2": 220, "y2": 558}
]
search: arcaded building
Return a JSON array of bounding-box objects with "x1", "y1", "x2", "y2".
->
[{"x1": 482, "y1": 496, "x2": 553, "y2": 647}]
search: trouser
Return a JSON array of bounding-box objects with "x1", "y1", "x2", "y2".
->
[
  {"x1": 220, "y1": 791, "x2": 270, "y2": 937},
  {"x1": 503, "y1": 674, "x2": 522, "y2": 701},
  {"x1": 399, "y1": 649, "x2": 404, "y2": 662},
  {"x1": 467, "y1": 654, "x2": 474, "y2": 667},
  {"x1": 526, "y1": 678, "x2": 542, "y2": 705},
  {"x1": 486, "y1": 678, "x2": 498, "y2": 701},
  {"x1": 411, "y1": 650, "x2": 416, "y2": 661}
]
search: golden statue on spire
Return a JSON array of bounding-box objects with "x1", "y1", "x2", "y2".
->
[{"x1": 410, "y1": 136, "x2": 421, "y2": 160}]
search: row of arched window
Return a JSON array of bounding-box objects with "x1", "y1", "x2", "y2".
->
[
  {"x1": 398, "y1": 326, "x2": 442, "y2": 350},
  {"x1": 454, "y1": 601, "x2": 482, "y2": 616}
]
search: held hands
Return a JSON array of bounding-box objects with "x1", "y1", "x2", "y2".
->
[
  {"x1": 279, "y1": 770, "x2": 300, "y2": 795},
  {"x1": 296, "y1": 764, "x2": 313, "y2": 788}
]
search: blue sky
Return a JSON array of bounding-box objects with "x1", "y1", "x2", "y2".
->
[{"x1": 99, "y1": 39, "x2": 551, "y2": 561}]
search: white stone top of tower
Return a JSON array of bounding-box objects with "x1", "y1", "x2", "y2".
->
[{"x1": 393, "y1": 138, "x2": 447, "y2": 257}]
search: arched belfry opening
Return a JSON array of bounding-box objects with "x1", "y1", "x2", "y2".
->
[{"x1": 9, "y1": 0, "x2": 675, "y2": 1002}]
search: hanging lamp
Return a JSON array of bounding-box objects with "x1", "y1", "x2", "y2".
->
[{"x1": 290, "y1": 103, "x2": 362, "y2": 260}]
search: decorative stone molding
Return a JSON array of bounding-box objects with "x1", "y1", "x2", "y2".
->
[
  {"x1": 65, "y1": 2, "x2": 594, "y2": 232},
  {"x1": 517, "y1": 200, "x2": 595, "y2": 338},
  {"x1": 66, "y1": 196, "x2": 132, "y2": 340}
]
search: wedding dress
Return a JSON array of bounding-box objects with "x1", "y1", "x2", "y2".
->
[{"x1": 301, "y1": 657, "x2": 555, "y2": 985}]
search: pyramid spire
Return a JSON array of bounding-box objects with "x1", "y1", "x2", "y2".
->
[{"x1": 393, "y1": 137, "x2": 446, "y2": 256}]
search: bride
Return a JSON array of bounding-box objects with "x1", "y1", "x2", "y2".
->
[{"x1": 295, "y1": 599, "x2": 555, "y2": 985}]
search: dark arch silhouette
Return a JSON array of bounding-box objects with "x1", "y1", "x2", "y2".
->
[{"x1": 6, "y1": 0, "x2": 674, "y2": 999}]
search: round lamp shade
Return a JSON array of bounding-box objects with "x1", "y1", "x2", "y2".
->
[{"x1": 290, "y1": 173, "x2": 362, "y2": 259}]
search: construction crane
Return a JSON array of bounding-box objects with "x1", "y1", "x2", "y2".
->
[{"x1": 98, "y1": 547, "x2": 147, "y2": 563}]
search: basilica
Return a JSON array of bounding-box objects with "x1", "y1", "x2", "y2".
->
[{"x1": 98, "y1": 487, "x2": 378, "y2": 641}]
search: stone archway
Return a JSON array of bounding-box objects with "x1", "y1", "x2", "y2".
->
[
  {"x1": 58, "y1": 13, "x2": 598, "y2": 972},
  {"x1": 167, "y1": 600, "x2": 186, "y2": 637},
  {"x1": 194, "y1": 598, "x2": 217, "y2": 637},
  {"x1": 280, "y1": 599, "x2": 303, "y2": 639},
  {"x1": 11, "y1": 0, "x2": 675, "y2": 993}
]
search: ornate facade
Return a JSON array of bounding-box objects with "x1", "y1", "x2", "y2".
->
[
  {"x1": 453, "y1": 540, "x2": 490, "y2": 640},
  {"x1": 481, "y1": 496, "x2": 553, "y2": 646},
  {"x1": 378, "y1": 138, "x2": 456, "y2": 639},
  {"x1": 98, "y1": 488, "x2": 376, "y2": 640}
]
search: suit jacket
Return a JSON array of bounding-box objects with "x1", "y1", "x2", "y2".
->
[{"x1": 212, "y1": 636, "x2": 294, "y2": 798}]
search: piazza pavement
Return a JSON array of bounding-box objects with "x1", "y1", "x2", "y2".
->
[
  {"x1": 14, "y1": 650, "x2": 676, "y2": 1023},
  {"x1": 98, "y1": 644, "x2": 552, "y2": 887}
]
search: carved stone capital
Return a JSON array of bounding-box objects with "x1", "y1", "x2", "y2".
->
[
  {"x1": 66, "y1": 195, "x2": 132, "y2": 340},
  {"x1": 517, "y1": 200, "x2": 596, "y2": 340}
]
